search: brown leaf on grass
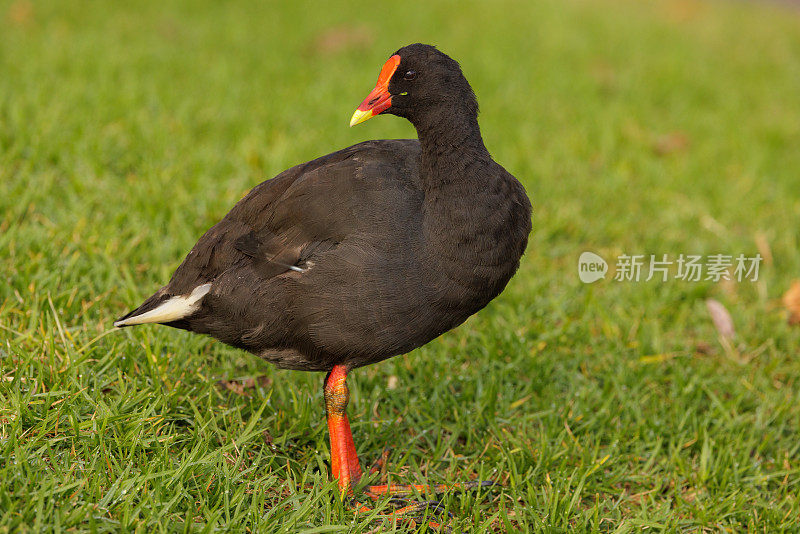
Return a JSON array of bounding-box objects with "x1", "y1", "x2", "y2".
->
[
  {"x1": 681, "y1": 486, "x2": 699, "y2": 503},
  {"x1": 590, "y1": 61, "x2": 616, "y2": 92},
  {"x1": 694, "y1": 341, "x2": 713, "y2": 355},
  {"x1": 783, "y1": 281, "x2": 800, "y2": 326},
  {"x1": 386, "y1": 375, "x2": 398, "y2": 390},
  {"x1": 217, "y1": 379, "x2": 248, "y2": 396},
  {"x1": 661, "y1": 0, "x2": 703, "y2": 23},
  {"x1": 309, "y1": 25, "x2": 374, "y2": 56},
  {"x1": 242, "y1": 375, "x2": 273, "y2": 390},
  {"x1": 7, "y1": 0, "x2": 34, "y2": 26},
  {"x1": 653, "y1": 132, "x2": 690, "y2": 156},
  {"x1": 706, "y1": 299, "x2": 735, "y2": 340},
  {"x1": 217, "y1": 375, "x2": 273, "y2": 396},
  {"x1": 719, "y1": 276, "x2": 737, "y2": 299},
  {"x1": 754, "y1": 232, "x2": 773, "y2": 266}
]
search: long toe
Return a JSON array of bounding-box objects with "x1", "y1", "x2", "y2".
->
[
  {"x1": 366, "y1": 479, "x2": 498, "y2": 499},
  {"x1": 353, "y1": 498, "x2": 453, "y2": 532},
  {"x1": 388, "y1": 498, "x2": 450, "y2": 517}
]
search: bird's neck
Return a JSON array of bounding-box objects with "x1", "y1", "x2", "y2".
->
[
  {"x1": 413, "y1": 107, "x2": 490, "y2": 190},
  {"x1": 412, "y1": 107, "x2": 509, "y2": 269},
  {"x1": 411, "y1": 107, "x2": 529, "y2": 306}
]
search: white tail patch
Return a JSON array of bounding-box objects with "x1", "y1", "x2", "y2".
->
[{"x1": 114, "y1": 283, "x2": 212, "y2": 327}]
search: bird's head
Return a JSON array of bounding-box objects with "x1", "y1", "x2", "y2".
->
[{"x1": 350, "y1": 43, "x2": 478, "y2": 128}]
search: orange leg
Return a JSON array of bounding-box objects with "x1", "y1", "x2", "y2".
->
[
  {"x1": 323, "y1": 365, "x2": 496, "y2": 528},
  {"x1": 324, "y1": 365, "x2": 362, "y2": 495}
]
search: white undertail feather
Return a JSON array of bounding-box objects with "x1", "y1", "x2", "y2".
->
[{"x1": 114, "y1": 283, "x2": 212, "y2": 328}]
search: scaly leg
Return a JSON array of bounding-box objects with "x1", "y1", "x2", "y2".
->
[{"x1": 324, "y1": 365, "x2": 362, "y2": 495}]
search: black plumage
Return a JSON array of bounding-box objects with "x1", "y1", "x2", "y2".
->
[{"x1": 116, "y1": 43, "x2": 532, "y2": 374}]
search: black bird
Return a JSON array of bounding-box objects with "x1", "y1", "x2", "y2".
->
[{"x1": 116, "y1": 43, "x2": 531, "y2": 521}]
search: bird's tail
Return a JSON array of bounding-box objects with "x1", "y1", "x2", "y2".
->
[{"x1": 114, "y1": 283, "x2": 212, "y2": 328}]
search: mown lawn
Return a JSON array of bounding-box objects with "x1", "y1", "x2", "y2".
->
[{"x1": 2, "y1": 0, "x2": 800, "y2": 532}]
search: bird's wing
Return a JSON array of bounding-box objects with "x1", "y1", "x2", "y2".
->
[
  {"x1": 168, "y1": 139, "x2": 421, "y2": 294},
  {"x1": 117, "y1": 140, "x2": 421, "y2": 327}
]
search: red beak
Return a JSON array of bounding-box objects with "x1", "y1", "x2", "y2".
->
[{"x1": 350, "y1": 55, "x2": 401, "y2": 127}]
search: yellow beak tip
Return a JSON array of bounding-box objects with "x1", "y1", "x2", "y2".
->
[{"x1": 349, "y1": 109, "x2": 373, "y2": 127}]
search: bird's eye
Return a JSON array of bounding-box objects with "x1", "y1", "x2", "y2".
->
[{"x1": 403, "y1": 70, "x2": 417, "y2": 81}]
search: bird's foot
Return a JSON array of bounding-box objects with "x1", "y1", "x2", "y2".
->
[
  {"x1": 351, "y1": 451, "x2": 496, "y2": 531},
  {"x1": 350, "y1": 481, "x2": 496, "y2": 531},
  {"x1": 351, "y1": 498, "x2": 451, "y2": 531},
  {"x1": 324, "y1": 368, "x2": 497, "y2": 530},
  {"x1": 364, "y1": 447, "x2": 497, "y2": 499}
]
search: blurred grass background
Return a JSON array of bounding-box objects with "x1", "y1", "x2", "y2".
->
[{"x1": 1, "y1": 0, "x2": 800, "y2": 531}]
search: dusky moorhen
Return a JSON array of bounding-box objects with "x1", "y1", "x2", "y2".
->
[{"x1": 116, "y1": 43, "x2": 531, "y2": 521}]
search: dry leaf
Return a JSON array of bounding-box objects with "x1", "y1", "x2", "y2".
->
[
  {"x1": 590, "y1": 61, "x2": 616, "y2": 92},
  {"x1": 7, "y1": 0, "x2": 34, "y2": 26},
  {"x1": 706, "y1": 299, "x2": 735, "y2": 340},
  {"x1": 242, "y1": 375, "x2": 273, "y2": 390},
  {"x1": 653, "y1": 132, "x2": 690, "y2": 156},
  {"x1": 217, "y1": 379, "x2": 248, "y2": 396},
  {"x1": 387, "y1": 375, "x2": 398, "y2": 390},
  {"x1": 783, "y1": 281, "x2": 800, "y2": 326},
  {"x1": 694, "y1": 341, "x2": 713, "y2": 355},
  {"x1": 309, "y1": 25, "x2": 374, "y2": 56},
  {"x1": 216, "y1": 375, "x2": 272, "y2": 396},
  {"x1": 719, "y1": 276, "x2": 737, "y2": 299},
  {"x1": 754, "y1": 232, "x2": 773, "y2": 266},
  {"x1": 661, "y1": 0, "x2": 703, "y2": 23}
]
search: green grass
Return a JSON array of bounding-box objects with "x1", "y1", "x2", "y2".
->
[{"x1": 2, "y1": 0, "x2": 800, "y2": 531}]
